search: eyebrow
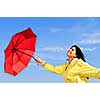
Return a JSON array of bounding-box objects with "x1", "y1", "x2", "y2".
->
[{"x1": 71, "y1": 48, "x2": 74, "y2": 50}]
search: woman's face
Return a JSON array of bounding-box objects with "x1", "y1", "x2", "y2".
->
[{"x1": 67, "y1": 47, "x2": 76, "y2": 58}]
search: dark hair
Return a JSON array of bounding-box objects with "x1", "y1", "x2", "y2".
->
[{"x1": 71, "y1": 45, "x2": 86, "y2": 62}]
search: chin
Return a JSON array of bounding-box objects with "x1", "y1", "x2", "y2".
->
[{"x1": 67, "y1": 53, "x2": 71, "y2": 57}]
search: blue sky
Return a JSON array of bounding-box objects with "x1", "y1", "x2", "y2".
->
[{"x1": 0, "y1": 17, "x2": 100, "y2": 83}]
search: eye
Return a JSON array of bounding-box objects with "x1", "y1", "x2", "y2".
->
[{"x1": 72, "y1": 49, "x2": 74, "y2": 51}]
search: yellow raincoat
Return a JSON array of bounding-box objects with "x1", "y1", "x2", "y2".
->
[{"x1": 42, "y1": 58, "x2": 100, "y2": 83}]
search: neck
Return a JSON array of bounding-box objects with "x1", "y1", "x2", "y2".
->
[{"x1": 68, "y1": 57, "x2": 75, "y2": 64}]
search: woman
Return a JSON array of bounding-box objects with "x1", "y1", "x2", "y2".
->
[{"x1": 34, "y1": 45, "x2": 100, "y2": 83}]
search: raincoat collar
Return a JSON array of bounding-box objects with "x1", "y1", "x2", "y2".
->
[{"x1": 67, "y1": 58, "x2": 78, "y2": 64}]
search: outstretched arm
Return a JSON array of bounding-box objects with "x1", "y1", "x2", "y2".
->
[
  {"x1": 34, "y1": 57, "x2": 67, "y2": 75},
  {"x1": 34, "y1": 57, "x2": 46, "y2": 65},
  {"x1": 78, "y1": 61, "x2": 100, "y2": 79}
]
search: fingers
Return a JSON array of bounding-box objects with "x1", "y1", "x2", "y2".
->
[
  {"x1": 34, "y1": 57, "x2": 42, "y2": 63},
  {"x1": 34, "y1": 57, "x2": 46, "y2": 65}
]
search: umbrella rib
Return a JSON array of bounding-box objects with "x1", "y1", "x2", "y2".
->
[
  {"x1": 16, "y1": 49, "x2": 35, "y2": 59},
  {"x1": 15, "y1": 33, "x2": 33, "y2": 47},
  {"x1": 15, "y1": 37, "x2": 35, "y2": 49},
  {"x1": 14, "y1": 50, "x2": 21, "y2": 61},
  {"x1": 15, "y1": 34, "x2": 22, "y2": 47},
  {"x1": 11, "y1": 51, "x2": 14, "y2": 67},
  {"x1": 14, "y1": 49, "x2": 34, "y2": 65},
  {"x1": 12, "y1": 40, "x2": 15, "y2": 49}
]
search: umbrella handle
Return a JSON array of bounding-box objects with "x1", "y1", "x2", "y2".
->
[
  {"x1": 32, "y1": 56, "x2": 42, "y2": 63},
  {"x1": 32, "y1": 56, "x2": 41, "y2": 66}
]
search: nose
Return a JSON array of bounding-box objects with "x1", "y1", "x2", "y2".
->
[
  {"x1": 67, "y1": 49, "x2": 72, "y2": 54},
  {"x1": 69, "y1": 49, "x2": 72, "y2": 52}
]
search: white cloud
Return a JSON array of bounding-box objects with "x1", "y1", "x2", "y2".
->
[
  {"x1": 81, "y1": 47, "x2": 96, "y2": 52},
  {"x1": 36, "y1": 46, "x2": 67, "y2": 52},
  {"x1": 35, "y1": 53, "x2": 65, "y2": 61},
  {"x1": 35, "y1": 46, "x2": 68, "y2": 61},
  {"x1": 80, "y1": 39, "x2": 100, "y2": 44},
  {"x1": 79, "y1": 33, "x2": 100, "y2": 44},
  {"x1": 82, "y1": 33, "x2": 100, "y2": 38}
]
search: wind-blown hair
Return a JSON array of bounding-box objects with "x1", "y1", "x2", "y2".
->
[{"x1": 71, "y1": 45, "x2": 86, "y2": 62}]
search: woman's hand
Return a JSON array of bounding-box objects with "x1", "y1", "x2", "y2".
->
[{"x1": 34, "y1": 57, "x2": 46, "y2": 65}]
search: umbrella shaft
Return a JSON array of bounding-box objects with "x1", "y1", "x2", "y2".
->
[{"x1": 16, "y1": 49, "x2": 35, "y2": 59}]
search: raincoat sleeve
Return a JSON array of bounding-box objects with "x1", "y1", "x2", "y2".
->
[
  {"x1": 41, "y1": 63, "x2": 67, "y2": 75},
  {"x1": 78, "y1": 60, "x2": 100, "y2": 79}
]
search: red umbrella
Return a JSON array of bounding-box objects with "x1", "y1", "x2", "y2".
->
[{"x1": 4, "y1": 28, "x2": 37, "y2": 76}]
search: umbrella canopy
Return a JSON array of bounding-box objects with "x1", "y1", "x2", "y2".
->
[{"x1": 4, "y1": 28, "x2": 37, "y2": 76}]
